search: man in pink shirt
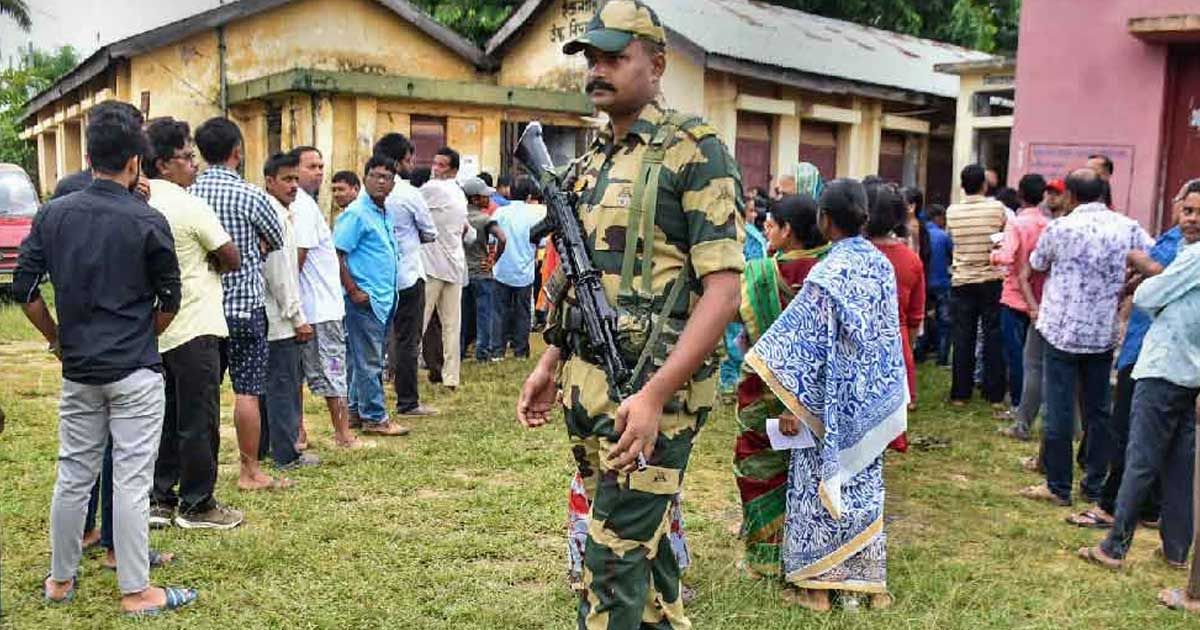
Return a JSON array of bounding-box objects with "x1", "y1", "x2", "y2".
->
[{"x1": 991, "y1": 174, "x2": 1050, "y2": 432}]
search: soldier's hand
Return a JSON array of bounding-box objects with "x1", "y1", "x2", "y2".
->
[
  {"x1": 610, "y1": 391, "x2": 662, "y2": 473},
  {"x1": 517, "y1": 365, "x2": 557, "y2": 428}
]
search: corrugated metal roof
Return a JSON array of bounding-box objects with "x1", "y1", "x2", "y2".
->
[{"x1": 643, "y1": 0, "x2": 993, "y2": 98}]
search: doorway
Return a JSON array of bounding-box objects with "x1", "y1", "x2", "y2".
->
[{"x1": 1161, "y1": 45, "x2": 1200, "y2": 231}]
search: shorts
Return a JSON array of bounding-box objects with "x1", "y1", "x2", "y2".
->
[
  {"x1": 302, "y1": 320, "x2": 348, "y2": 398},
  {"x1": 220, "y1": 308, "x2": 268, "y2": 395}
]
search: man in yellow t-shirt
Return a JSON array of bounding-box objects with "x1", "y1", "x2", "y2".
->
[{"x1": 144, "y1": 117, "x2": 244, "y2": 531}]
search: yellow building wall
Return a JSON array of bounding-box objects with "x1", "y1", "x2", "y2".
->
[
  {"x1": 497, "y1": 0, "x2": 589, "y2": 92},
  {"x1": 661, "y1": 46, "x2": 705, "y2": 117},
  {"x1": 128, "y1": 29, "x2": 223, "y2": 131},
  {"x1": 223, "y1": 0, "x2": 480, "y2": 85}
]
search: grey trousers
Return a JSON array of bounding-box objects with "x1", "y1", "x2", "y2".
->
[
  {"x1": 1014, "y1": 326, "x2": 1046, "y2": 430},
  {"x1": 50, "y1": 368, "x2": 165, "y2": 594}
]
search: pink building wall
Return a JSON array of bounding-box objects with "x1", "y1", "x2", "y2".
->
[{"x1": 1009, "y1": 0, "x2": 1193, "y2": 230}]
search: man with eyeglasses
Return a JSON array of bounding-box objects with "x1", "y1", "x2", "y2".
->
[{"x1": 144, "y1": 117, "x2": 245, "y2": 530}]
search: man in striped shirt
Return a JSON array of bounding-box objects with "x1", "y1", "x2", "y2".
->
[{"x1": 946, "y1": 164, "x2": 1008, "y2": 406}]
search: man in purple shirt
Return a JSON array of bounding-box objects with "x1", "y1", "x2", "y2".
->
[{"x1": 1020, "y1": 168, "x2": 1152, "y2": 506}]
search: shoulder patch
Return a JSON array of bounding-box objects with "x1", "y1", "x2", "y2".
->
[{"x1": 682, "y1": 122, "x2": 719, "y2": 141}]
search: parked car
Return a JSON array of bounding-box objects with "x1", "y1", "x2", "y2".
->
[{"x1": 0, "y1": 164, "x2": 39, "y2": 297}]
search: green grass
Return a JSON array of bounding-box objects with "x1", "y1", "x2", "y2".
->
[{"x1": 0, "y1": 300, "x2": 1195, "y2": 629}]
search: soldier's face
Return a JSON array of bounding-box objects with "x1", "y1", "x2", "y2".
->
[{"x1": 583, "y1": 40, "x2": 664, "y2": 116}]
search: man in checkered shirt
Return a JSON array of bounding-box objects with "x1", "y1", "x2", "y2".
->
[{"x1": 191, "y1": 117, "x2": 288, "y2": 492}]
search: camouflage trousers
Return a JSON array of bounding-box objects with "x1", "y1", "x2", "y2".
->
[{"x1": 561, "y1": 357, "x2": 707, "y2": 630}]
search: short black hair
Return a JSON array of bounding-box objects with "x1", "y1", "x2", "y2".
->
[
  {"x1": 770, "y1": 194, "x2": 826, "y2": 250},
  {"x1": 995, "y1": 187, "x2": 1020, "y2": 212},
  {"x1": 263, "y1": 151, "x2": 300, "y2": 178},
  {"x1": 865, "y1": 183, "x2": 908, "y2": 238},
  {"x1": 1187, "y1": 180, "x2": 1200, "y2": 197},
  {"x1": 194, "y1": 117, "x2": 243, "y2": 164},
  {"x1": 960, "y1": 164, "x2": 986, "y2": 195},
  {"x1": 511, "y1": 176, "x2": 540, "y2": 202},
  {"x1": 1017, "y1": 173, "x2": 1046, "y2": 207},
  {"x1": 496, "y1": 174, "x2": 513, "y2": 188},
  {"x1": 373, "y1": 133, "x2": 413, "y2": 163},
  {"x1": 332, "y1": 170, "x2": 360, "y2": 189},
  {"x1": 1066, "y1": 169, "x2": 1105, "y2": 203},
  {"x1": 1088, "y1": 153, "x2": 1114, "y2": 176},
  {"x1": 901, "y1": 187, "x2": 924, "y2": 211},
  {"x1": 410, "y1": 166, "x2": 432, "y2": 188},
  {"x1": 926, "y1": 204, "x2": 947, "y2": 220},
  {"x1": 289, "y1": 145, "x2": 321, "y2": 160},
  {"x1": 364, "y1": 154, "x2": 397, "y2": 177},
  {"x1": 143, "y1": 116, "x2": 190, "y2": 179},
  {"x1": 819, "y1": 178, "x2": 868, "y2": 235},
  {"x1": 86, "y1": 100, "x2": 146, "y2": 175},
  {"x1": 436, "y1": 146, "x2": 460, "y2": 171},
  {"x1": 478, "y1": 171, "x2": 494, "y2": 187}
]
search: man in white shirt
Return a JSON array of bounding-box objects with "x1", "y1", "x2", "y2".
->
[
  {"x1": 419, "y1": 146, "x2": 475, "y2": 391},
  {"x1": 291, "y1": 148, "x2": 368, "y2": 448},
  {"x1": 373, "y1": 134, "x2": 439, "y2": 415},
  {"x1": 290, "y1": 146, "x2": 324, "y2": 448},
  {"x1": 260, "y1": 152, "x2": 317, "y2": 471}
]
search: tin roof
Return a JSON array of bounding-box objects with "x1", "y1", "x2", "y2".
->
[{"x1": 490, "y1": 0, "x2": 994, "y2": 100}]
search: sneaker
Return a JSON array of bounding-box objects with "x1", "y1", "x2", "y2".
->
[
  {"x1": 398, "y1": 404, "x2": 438, "y2": 417},
  {"x1": 149, "y1": 504, "x2": 175, "y2": 529},
  {"x1": 349, "y1": 411, "x2": 362, "y2": 430},
  {"x1": 279, "y1": 453, "x2": 321, "y2": 470},
  {"x1": 175, "y1": 504, "x2": 245, "y2": 530}
]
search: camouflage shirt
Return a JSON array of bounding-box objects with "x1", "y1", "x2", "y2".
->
[{"x1": 558, "y1": 101, "x2": 744, "y2": 405}]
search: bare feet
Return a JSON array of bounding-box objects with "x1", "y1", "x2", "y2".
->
[
  {"x1": 81, "y1": 528, "x2": 101, "y2": 550},
  {"x1": 43, "y1": 576, "x2": 75, "y2": 602},
  {"x1": 1159, "y1": 588, "x2": 1200, "y2": 613},
  {"x1": 237, "y1": 471, "x2": 294, "y2": 491},
  {"x1": 871, "y1": 592, "x2": 895, "y2": 610},
  {"x1": 334, "y1": 436, "x2": 376, "y2": 450},
  {"x1": 101, "y1": 549, "x2": 175, "y2": 570},
  {"x1": 781, "y1": 587, "x2": 831, "y2": 612}
]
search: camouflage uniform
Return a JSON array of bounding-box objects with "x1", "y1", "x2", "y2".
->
[{"x1": 553, "y1": 4, "x2": 745, "y2": 627}]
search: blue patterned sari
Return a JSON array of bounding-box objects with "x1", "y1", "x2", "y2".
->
[{"x1": 744, "y1": 236, "x2": 907, "y2": 593}]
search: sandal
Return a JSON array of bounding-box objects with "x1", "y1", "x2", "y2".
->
[
  {"x1": 1065, "y1": 509, "x2": 1113, "y2": 529},
  {"x1": 103, "y1": 549, "x2": 175, "y2": 571},
  {"x1": 42, "y1": 574, "x2": 76, "y2": 604},
  {"x1": 124, "y1": 586, "x2": 199, "y2": 617},
  {"x1": 1077, "y1": 546, "x2": 1123, "y2": 571},
  {"x1": 1019, "y1": 483, "x2": 1070, "y2": 506},
  {"x1": 1158, "y1": 587, "x2": 1200, "y2": 613}
]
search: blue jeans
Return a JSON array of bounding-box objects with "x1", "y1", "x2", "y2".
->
[
  {"x1": 493, "y1": 282, "x2": 532, "y2": 358},
  {"x1": 344, "y1": 297, "x2": 390, "y2": 424},
  {"x1": 1000, "y1": 306, "x2": 1029, "y2": 408},
  {"x1": 1042, "y1": 344, "x2": 1113, "y2": 502},
  {"x1": 469, "y1": 277, "x2": 496, "y2": 360},
  {"x1": 1100, "y1": 378, "x2": 1197, "y2": 562}
]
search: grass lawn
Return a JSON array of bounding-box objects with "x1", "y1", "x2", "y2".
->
[{"x1": 0, "y1": 299, "x2": 1195, "y2": 629}]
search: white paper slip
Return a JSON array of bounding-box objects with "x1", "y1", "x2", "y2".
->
[{"x1": 765, "y1": 417, "x2": 816, "y2": 451}]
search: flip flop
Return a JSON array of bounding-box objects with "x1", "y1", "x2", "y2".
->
[
  {"x1": 1065, "y1": 509, "x2": 1113, "y2": 529},
  {"x1": 103, "y1": 549, "x2": 175, "y2": 571},
  {"x1": 1158, "y1": 587, "x2": 1200, "y2": 613},
  {"x1": 124, "y1": 586, "x2": 198, "y2": 617},
  {"x1": 1077, "y1": 546, "x2": 1123, "y2": 571},
  {"x1": 42, "y1": 574, "x2": 76, "y2": 604}
]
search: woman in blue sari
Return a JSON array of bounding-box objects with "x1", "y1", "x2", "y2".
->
[{"x1": 744, "y1": 178, "x2": 907, "y2": 611}]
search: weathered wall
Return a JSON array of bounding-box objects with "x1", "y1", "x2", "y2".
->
[
  {"x1": 497, "y1": 0, "x2": 591, "y2": 92},
  {"x1": 128, "y1": 28, "x2": 223, "y2": 130},
  {"x1": 224, "y1": 0, "x2": 479, "y2": 84}
]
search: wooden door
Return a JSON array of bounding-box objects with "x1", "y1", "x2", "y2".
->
[
  {"x1": 878, "y1": 131, "x2": 906, "y2": 184},
  {"x1": 798, "y1": 120, "x2": 838, "y2": 181},
  {"x1": 735, "y1": 112, "x2": 772, "y2": 194},
  {"x1": 1161, "y1": 46, "x2": 1200, "y2": 230},
  {"x1": 410, "y1": 115, "x2": 447, "y2": 172}
]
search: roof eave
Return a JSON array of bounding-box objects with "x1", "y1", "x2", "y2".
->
[
  {"x1": 933, "y1": 56, "x2": 1015, "y2": 76},
  {"x1": 706, "y1": 54, "x2": 945, "y2": 106}
]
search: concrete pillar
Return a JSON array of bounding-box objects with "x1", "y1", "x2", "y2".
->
[
  {"x1": 481, "y1": 113, "x2": 502, "y2": 177},
  {"x1": 78, "y1": 113, "x2": 88, "y2": 168},
  {"x1": 312, "y1": 94, "x2": 336, "y2": 218},
  {"x1": 950, "y1": 75, "x2": 981, "y2": 203},
  {"x1": 54, "y1": 124, "x2": 71, "y2": 184},
  {"x1": 38, "y1": 131, "x2": 58, "y2": 197},
  {"x1": 704, "y1": 73, "x2": 738, "y2": 156},
  {"x1": 771, "y1": 112, "x2": 800, "y2": 187},
  {"x1": 354, "y1": 96, "x2": 378, "y2": 173},
  {"x1": 61, "y1": 121, "x2": 83, "y2": 175}
]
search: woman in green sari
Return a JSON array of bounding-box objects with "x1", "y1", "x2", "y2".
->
[{"x1": 734, "y1": 193, "x2": 831, "y2": 577}]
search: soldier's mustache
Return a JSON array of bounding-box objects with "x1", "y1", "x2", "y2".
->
[{"x1": 586, "y1": 80, "x2": 617, "y2": 93}]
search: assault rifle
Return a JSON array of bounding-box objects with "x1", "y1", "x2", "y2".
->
[{"x1": 516, "y1": 122, "x2": 633, "y2": 401}]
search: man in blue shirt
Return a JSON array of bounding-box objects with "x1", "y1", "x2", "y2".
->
[
  {"x1": 334, "y1": 156, "x2": 407, "y2": 436},
  {"x1": 491, "y1": 177, "x2": 546, "y2": 359},
  {"x1": 917, "y1": 204, "x2": 953, "y2": 366}
]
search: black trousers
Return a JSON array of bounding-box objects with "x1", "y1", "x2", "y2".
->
[
  {"x1": 152, "y1": 335, "x2": 221, "y2": 515},
  {"x1": 1099, "y1": 365, "x2": 1162, "y2": 518},
  {"x1": 950, "y1": 280, "x2": 1005, "y2": 403},
  {"x1": 392, "y1": 279, "x2": 425, "y2": 411}
]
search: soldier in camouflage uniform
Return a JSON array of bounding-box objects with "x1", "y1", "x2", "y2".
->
[{"x1": 516, "y1": 2, "x2": 744, "y2": 628}]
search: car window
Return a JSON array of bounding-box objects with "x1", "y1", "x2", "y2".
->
[{"x1": 0, "y1": 171, "x2": 38, "y2": 217}]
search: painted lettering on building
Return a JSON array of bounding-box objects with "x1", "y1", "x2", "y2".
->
[
  {"x1": 1025, "y1": 143, "x2": 1135, "y2": 210},
  {"x1": 549, "y1": 0, "x2": 599, "y2": 44}
]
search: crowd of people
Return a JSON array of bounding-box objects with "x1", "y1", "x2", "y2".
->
[
  {"x1": 16, "y1": 100, "x2": 552, "y2": 616},
  {"x1": 14, "y1": 0, "x2": 1200, "y2": 622}
]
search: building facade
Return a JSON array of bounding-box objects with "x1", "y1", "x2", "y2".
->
[
  {"x1": 21, "y1": 0, "x2": 990, "y2": 209},
  {"x1": 1009, "y1": 0, "x2": 1200, "y2": 231}
]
